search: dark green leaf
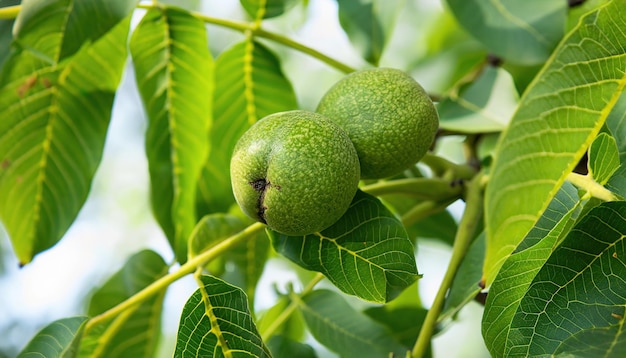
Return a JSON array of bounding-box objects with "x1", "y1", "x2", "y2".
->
[
  {"x1": 79, "y1": 250, "x2": 168, "y2": 358},
  {"x1": 0, "y1": 15, "x2": 131, "y2": 264},
  {"x1": 446, "y1": 0, "x2": 566, "y2": 65},
  {"x1": 364, "y1": 305, "x2": 428, "y2": 350},
  {"x1": 482, "y1": 183, "x2": 581, "y2": 356},
  {"x1": 266, "y1": 335, "x2": 317, "y2": 358},
  {"x1": 441, "y1": 232, "x2": 485, "y2": 321},
  {"x1": 131, "y1": 6, "x2": 214, "y2": 263},
  {"x1": 174, "y1": 275, "x2": 270, "y2": 357},
  {"x1": 588, "y1": 132, "x2": 620, "y2": 185},
  {"x1": 189, "y1": 214, "x2": 270, "y2": 309},
  {"x1": 607, "y1": 165, "x2": 626, "y2": 199},
  {"x1": 298, "y1": 289, "x2": 405, "y2": 357},
  {"x1": 270, "y1": 190, "x2": 419, "y2": 303},
  {"x1": 500, "y1": 202, "x2": 626, "y2": 357},
  {"x1": 196, "y1": 40, "x2": 297, "y2": 216},
  {"x1": 437, "y1": 66, "x2": 519, "y2": 133},
  {"x1": 240, "y1": 0, "x2": 300, "y2": 19},
  {"x1": 18, "y1": 316, "x2": 88, "y2": 358},
  {"x1": 483, "y1": 0, "x2": 626, "y2": 286},
  {"x1": 336, "y1": 0, "x2": 385, "y2": 65}
]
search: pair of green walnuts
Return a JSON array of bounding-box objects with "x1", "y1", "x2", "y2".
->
[{"x1": 230, "y1": 68, "x2": 439, "y2": 236}]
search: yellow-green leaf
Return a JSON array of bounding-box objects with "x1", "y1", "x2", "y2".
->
[
  {"x1": 483, "y1": 0, "x2": 626, "y2": 286},
  {"x1": 130, "y1": 6, "x2": 214, "y2": 263}
]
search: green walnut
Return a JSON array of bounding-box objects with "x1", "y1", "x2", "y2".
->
[
  {"x1": 317, "y1": 68, "x2": 439, "y2": 179},
  {"x1": 230, "y1": 110, "x2": 360, "y2": 236}
]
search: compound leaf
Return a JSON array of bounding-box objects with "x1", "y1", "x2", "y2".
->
[
  {"x1": 270, "y1": 190, "x2": 419, "y2": 303},
  {"x1": 483, "y1": 0, "x2": 626, "y2": 286},
  {"x1": 174, "y1": 275, "x2": 270, "y2": 357},
  {"x1": 131, "y1": 6, "x2": 214, "y2": 263}
]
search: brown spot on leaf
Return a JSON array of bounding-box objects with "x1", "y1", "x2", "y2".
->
[
  {"x1": 17, "y1": 76, "x2": 37, "y2": 98},
  {"x1": 611, "y1": 313, "x2": 623, "y2": 320},
  {"x1": 1, "y1": 159, "x2": 9, "y2": 169}
]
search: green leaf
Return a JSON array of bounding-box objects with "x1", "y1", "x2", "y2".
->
[
  {"x1": 446, "y1": 0, "x2": 566, "y2": 65},
  {"x1": 266, "y1": 335, "x2": 317, "y2": 358},
  {"x1": 78, "y1": 250, "x2": 168, "y2": 358},
  {"x1": 188, "y1": 214, "x2": 270, "y2": 310},
  {"x1": 196, "y1": 39, "x2": 297, "y2": 216},
  {"x1": 482, "y1": 182, "x2": 581, "y2": 356},
  {"x1": 588, "y1": 132, "x2": 620, "y2": 185},
  {"x1": 336, "y1": 0, "x2": 385, "y2": 65},
  {"x1": 0, "y1": 14, "x2": 131, "y2": 264},
  {"x1": 2, "y1": 0, "x2": 136, "y2": 83},
  {"x1": 437, "y1": 66, "x2": 519, "y2": 133},
  {"x1": 606, "y1": 91, "x2": 626, "y2": 163},
  {"x1": 240, "y1": 0, "x2": 300, "y2": 19},
  {"x1": 483, "y1": 0, "x2": 626, "y2": 286},
  {"x1": 297, "y1": 289, "x2": 405, "y2": 357},
  {"x1": 364, "y1": 305, "x2": 428, "y2": 350},
  {"x1": 269, "y1": 190, "x2": 419, "y2": 303},
  {"x1": 441, "y1": 232, "x2": 485, "y2": 321},
  {"x1": 131, "y1": 6, "x2": 214, "y2": 263},
  {"x1": 174, "y1": 275, "x2": 270, "y2": 357},
  {"x1": 18, "y1": 316, "x2": 88, "y2": 358},
  {"x1": 607, "y1": 165, "x2": 626, "y2": 199},
  {"x1": 258, "y1": 295, "x2": 307, "y2": 342},
  {"x1": 494, "y1": 202, "x2": 626, "y2": 357}
]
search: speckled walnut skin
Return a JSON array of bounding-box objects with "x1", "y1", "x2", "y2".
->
[{"x1": 230, "y1": 110, "x2": 360, "y2": 236}]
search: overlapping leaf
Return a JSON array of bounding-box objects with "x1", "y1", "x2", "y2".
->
[
  {"x1": 0, "y1": 5, "x2": 132, "y2": 264},
  {"x1": 336, "y1": 0, "x2": 385, "y2": 65},
  {"x1": 78, "y1": 250, "x2": 168, "y2": 358},
  {"x1": 297, "y1": 289, "x2": 405, "y2": 357},
  {"x1": 188, "y1": 213, "x2": 270, "y2": 309},
  {"x1": 483, "y1": 0, "x2": 626, "y2": 286},
  {"x1": 240, "y1": 0, "x2": 300, "y2": 19},
  {"x1": 482, "y1": 183, "x2": 581, "y2": 356},
  {"x1": 441, "y1": 232, "x2": 485, "y2": 321},
  {"x1": 266, "y1": 335, "x2": 316, "y2": 358},
  {"x1": 17, "y1": 316, "x2": 88, "y2": 358},
  {"x1": 489, "y1": 202, "x2": 626, "y2": 357},
  {"x1": 174, "y1": 275, "x2": 270, "y2": 357},
  {"x1": 437, "y1": 66, "x2": 519, "y2": 133},
  {"x1": 196, "y1": 40, "x2": 297, "y2": 215},
  {"x1": 446, "y1": 0, "x2": 566, "y2": 65},
  {"x1": 269, "y1": 190, "x2": 419, "y2": 303},
  {"x1": 131, "y1": 6, "x2": 214, "y2": 263},
  {"x1": 588, "y1": 132, "x2": 620, "y2": 185}
]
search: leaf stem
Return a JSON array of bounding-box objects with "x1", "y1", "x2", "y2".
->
[
  {"x1": 84, "y1": 222, "x2": 265, "y2": 332},
  {"x1": 410, "y1": 175, "x2": 484, "y2": 358},
  {"x1": 401, "y1": 198, "x2": 459, "y2": 228},
  {"x1": 136, "y1": 3, "x2": 356, "y2": 74},
  {"x1": 0, "y1": 5, "x2": 19, "y2": 19},
  {"x1": 420, "y1": 153, "x2": 477, "y2": 180},
  {"x1": 260, "y1": 273, "x2": 325, "y2": 341},
  {"x1": 566, "y1": 172, "x2": 617, "y2": 202},
  {"x1": 361, "y1": 177, "x2": 463, "y2": 200}
]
